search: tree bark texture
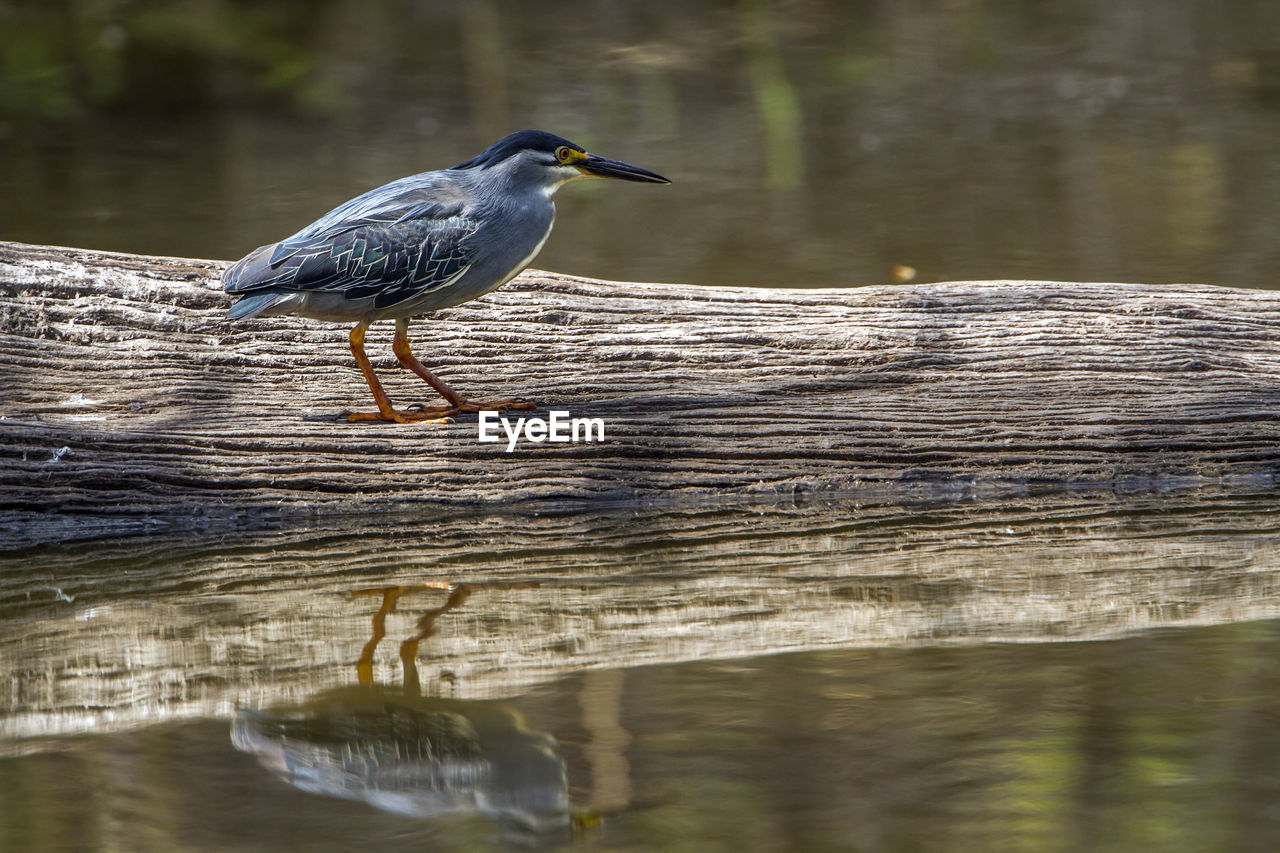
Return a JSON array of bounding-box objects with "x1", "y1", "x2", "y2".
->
[{"x1": 3, "y1": 240, "x2": 1280, "y2": 547}]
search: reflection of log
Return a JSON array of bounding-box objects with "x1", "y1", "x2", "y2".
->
[
  {"x1": 4, "y1": 492, "x2": 1280, "y2": 746},
  {"x1": 4, "y1": 240, "x2": 1280, "y2": 545}
]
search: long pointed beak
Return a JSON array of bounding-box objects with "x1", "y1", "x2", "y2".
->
[{"x1": 577, "y1": 153, "x2": 670, "y2": 184}]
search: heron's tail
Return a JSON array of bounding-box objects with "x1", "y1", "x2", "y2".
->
[{"x1": 227, "y1": 291, "x2": 291, "y2": 320}]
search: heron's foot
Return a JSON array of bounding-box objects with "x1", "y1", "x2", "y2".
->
[{"x1": 345, "y1": 408, "x2": 453, "y2": 425}]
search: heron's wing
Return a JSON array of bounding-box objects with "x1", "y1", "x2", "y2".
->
[{"x1": 224, "y1": 200, "x2": 478, "y2": 311}]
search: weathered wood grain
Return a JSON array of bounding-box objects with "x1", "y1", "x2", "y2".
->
[{"x1": 3, "y1": 240, "x2": 1280, "y2": 547}]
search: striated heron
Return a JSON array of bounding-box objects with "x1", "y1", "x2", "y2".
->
[{"x1": 223, "y1": 130, "x2": 669, "y2": 423}]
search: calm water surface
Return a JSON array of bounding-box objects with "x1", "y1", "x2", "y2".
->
[
  {"x1": 5, "y1": 493, "x2": 1280, "y2": 850},
  {"x1": 6, "y1": 2, "x2": 1280, "y2": 850},
  {"x1": 3, "y1": 1, "x2": 1280, "y2": 288}
]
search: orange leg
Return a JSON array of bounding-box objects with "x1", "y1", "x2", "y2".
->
[
  {"x1": 391, "y1": 317, "x2": 536, "y2": 415},
  {"x1": 346, "y1": 321, "x2": 452, "y2": 423}
]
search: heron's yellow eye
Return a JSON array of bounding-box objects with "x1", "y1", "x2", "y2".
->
[{"x1": 555, "y1": 146, "x2": 574, "y2": 164}]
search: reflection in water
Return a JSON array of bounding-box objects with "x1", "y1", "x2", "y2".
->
[
  {"x1": 232, "y1": 689, "x2": 571, "y2": 841},
  {"x1": 6, "y1": 491, "x2": 1280, "y2": 744},
  {"x1": 353, "y1": 581, "x2": 534, "y2": 694},
  {"x1": 232, "y1": 583, "x2": 576, "y2": 842},
  {"x1": 5, "y1": 493, "x2": 1280, "y2": 848},
  {"x1": 7, "y1": 620, "x2": 1280, "y2": 850}
]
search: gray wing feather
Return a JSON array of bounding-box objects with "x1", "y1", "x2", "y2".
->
[{"x1": 225, "y1": 198, "x2": 478, "y2": 311}]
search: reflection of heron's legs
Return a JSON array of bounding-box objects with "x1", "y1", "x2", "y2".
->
[
  {"x1": 353, "y1": 583, "x2": 451, "y2": 686},
  {"x1": 401, "y1": 584, "x2": 475, "y2": 696},
  {"x1": 354, "y1": 580, "x2": 542, "y2": 692}
]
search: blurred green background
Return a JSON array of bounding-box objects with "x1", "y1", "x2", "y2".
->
[{"x1": 2, "y1": 0, "x2": 1279, "y2": 286}]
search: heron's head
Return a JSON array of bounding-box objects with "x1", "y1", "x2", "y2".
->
[{"x1": 453, "y1": 130, "x2": 670, "y2": 194}]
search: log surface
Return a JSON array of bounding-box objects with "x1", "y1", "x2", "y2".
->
[{"x1": 3, "y1": 240, "x2": 1280, "y2": 547}]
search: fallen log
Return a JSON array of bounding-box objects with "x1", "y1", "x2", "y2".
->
[{"x1": 2, "y1": 240, "x2": 1280, "y2": 547}]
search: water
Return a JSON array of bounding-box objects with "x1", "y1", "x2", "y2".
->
[
  {"x1": 9, "y1": 630, "x2": 1280, "y2": 852},
  {"x1": 6, "y1": 493, "x2": 1280, "y2": 850},
  {"x1": 7, "y1": 2, "x2": 1280, "y2": 849},
  {"x1": 3, "y1": 1, "x2": 1280, "y2": 289}
]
